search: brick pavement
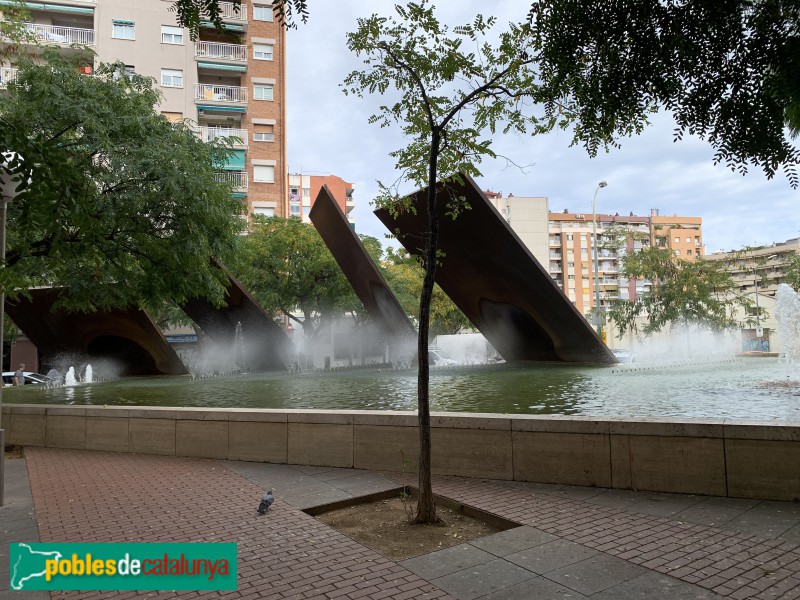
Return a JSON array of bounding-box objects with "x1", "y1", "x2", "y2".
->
[
  {"x1": 389, "y1": 473, "x2": 800, "y2": 600},
  {"x1": 4, "y1": 448, "x2": 800, "y2": 599},
  {"x1": 21, "y1": 448, "x2": 452, "y2": 600}
]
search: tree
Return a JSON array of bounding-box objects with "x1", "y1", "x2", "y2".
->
[
  {"x1": 0, "y1": 51, "x2": 243, "y2": 311},
  {"x1": 529, "y1": 0, "x2": 800, "y2": 187},
  {"x1": 783, "y1": 253, "x2": 800, "y2": 291},
  {"x1": 232, "y1": 216, "x2": 358, "y2": 351},
  {"x1": 344, "y1": 2, "x2": 546, "y2": 523},
  {"x1": 607, "y1": 246, "x2": 751, "y2": 337}
]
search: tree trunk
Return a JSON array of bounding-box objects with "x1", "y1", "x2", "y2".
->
[{"x1": 415, "y1": 130, "x2": 440, "y2": 525}]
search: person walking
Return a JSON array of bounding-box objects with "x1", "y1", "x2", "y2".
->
[{"x1": 13, "y1": 363, "x2": 25, "y2": 386}]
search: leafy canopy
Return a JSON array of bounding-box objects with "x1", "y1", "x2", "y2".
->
[
  {"x1": 530, "y1": 0, "x2": 800, "y2": 187},
  {"x1": 608, "y1": 246, "x2": 752, "y2": 337},
  {"x1": 0, "y1": 51, "x2": 244, "y2": 310},
  {"x1": 170, "y1": 0, "x2": 309, "y2": 39},
  {"x1": 232, "y1": 216, "x2": 357, "y2": 337}
]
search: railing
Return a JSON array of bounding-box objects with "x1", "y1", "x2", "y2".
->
[
  {"x1": 199, "y1": 126, "x2": 248, "y2": 146},
  {"x1": 25, "y1": 23, "x2": 95, "y2": 46},
  {"x1": 215, "y1": 171, "x2": 248, "y2": 190},
  {"x1": 195, "y1": 83, "x2": 248, "y2": 103},
  {"x1": 0, "y1": 67, "x2": 17, "y2": 89},
  {"x1": 195, "y1": 41, "x2": 247, "y2": 61},
  {"x1": 218, "y1": 1, "x2": 247, "y2": 20}
]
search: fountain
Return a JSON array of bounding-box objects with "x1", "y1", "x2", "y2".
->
[
  {"x1": 776, "y1": 283, "x2": 800, "y2": 364},
  {"x1": 64, "y1": 366, "x2": 77, "y2": 386},
  {"x1": 85, "y1": 364, "x2": 93, "y2": 384}
]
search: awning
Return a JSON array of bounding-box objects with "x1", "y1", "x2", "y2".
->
[
  {"x1": 196, "y1": 62, "x2": 247, "y2": 72},
  {"x1": 197, "y1": 104, "x2": 247, "y2": 113},
  {"x1": 200, "y1": 20, "x2": 245, "y2": 32}
]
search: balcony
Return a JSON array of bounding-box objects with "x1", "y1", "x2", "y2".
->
[
  {"x1": 219, "y1": 1, "x2": 248, "y2": 20},
  {"x1": 199, "y1": 126, "x2": 248, "y2": 147},
  {"x1": 0, "y1": 67, "x2": 17, "y2": 89},
  {"x1": 215, "y1": 170, "x2": 248, "y2": 191},
  {"x1": 195, "y1": 83, "x2": 248, "y2": 104},
  {"x1": 25, "y1": 23, "x2": 95, "y2": 46},
  {"x1": 195, "y1": 41, "x2": 247, "y2": 62}
]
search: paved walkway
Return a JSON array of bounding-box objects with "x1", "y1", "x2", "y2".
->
[{"x1": 1, "y1": 448, "x2": 799, "y2": 599}]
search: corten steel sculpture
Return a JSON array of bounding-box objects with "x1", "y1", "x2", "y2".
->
[
  {"x1": 5, "y1": 288, "x2": 188, "y2": 375},
  {"x1": 309, "y1": 185, "x2": 416, "y2": 359},
  {"x1": 374, "y1": 174, "x2": 617, "y2": 364},
  {"x1": 180, "y1": 266, "x2": 295, "y2": 371}
]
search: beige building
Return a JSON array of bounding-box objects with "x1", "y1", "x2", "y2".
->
[
  {"x1": 3, "y1": 0, "x2": 287, "y2": 217},
  {"x1": 485, "y1": 191, "x2": 549, "y2": 266},
  {"x1": 705, "y1": 238, "x2": 800, "y2": 353}
]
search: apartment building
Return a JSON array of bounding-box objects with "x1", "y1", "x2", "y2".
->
[
  {"x1": 548, "y1": 210, "x2": 704, "y2": 315},
  {"x1": 288, "y1": 173, "x2": 355, "y2": 226},
  {"x1": 484, "y1": 191, "x2": 705, "y2": 318},
  {"x1": 3, "y1": 0, "x2": 287, "y2": 217},
  {"x1": 704, "y1": 238, "x2": 800, "y2": 352}
]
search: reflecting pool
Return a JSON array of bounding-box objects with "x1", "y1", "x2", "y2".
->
[{"x1": 5, "y1": 357, "x2": 799, "y2": 421}]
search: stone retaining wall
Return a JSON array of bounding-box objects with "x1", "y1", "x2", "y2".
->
[{"x1": 2, "y1": 405, "x2": 799, "y2": 501}]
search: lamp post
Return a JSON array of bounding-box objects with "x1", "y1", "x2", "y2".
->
[
  {"x1": 0, "y1": 151, "x2": 23, "y2": 507},
  {"x1": 591, "y1": 180, "x2": 608, "y2": 337}
]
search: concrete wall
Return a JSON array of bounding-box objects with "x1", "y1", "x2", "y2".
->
[{"x1": 2, "y1": 405, "x2": 799, "y2": 502}]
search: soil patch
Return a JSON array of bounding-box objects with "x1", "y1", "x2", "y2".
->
[
  {"x1": 315, "y1": 495, "x2": 501, "y2": 560},
  {"x1": 4, "y1": 445, "x2": 24, "y2": 459}
]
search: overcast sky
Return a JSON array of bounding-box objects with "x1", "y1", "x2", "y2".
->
[{"x1": 285, "y1": 1, "x2": 799, "y2": 255}]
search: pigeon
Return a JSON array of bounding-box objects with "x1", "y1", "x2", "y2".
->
[{"x1": 257, "y1": 490, "x2": 274, "y2": 514}]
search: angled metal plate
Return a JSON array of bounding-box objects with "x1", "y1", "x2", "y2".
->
[
  {"x1": 180, "y1": 266, "x2": 296, "y2": 372},
  {"x1": 309, "y1": 185, "x2": 416, "y2": 360},
  {"x1": 374, "y1": 175, "x2": 616, "y2": 364},
  {"x1": 5, "y1": 288, "x2": 189, "y2": 376}
]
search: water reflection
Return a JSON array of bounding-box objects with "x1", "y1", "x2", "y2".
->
[{"x1": 4, "y1": 359, "x2": 799, "y2": 420}]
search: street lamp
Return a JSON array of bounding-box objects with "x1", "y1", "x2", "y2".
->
[
  {"x1": 0, "y1": 151, "x2": 24, "y2": 507},
  {"x1": 592, "y1": 180, "x2": 608, "y2": 337}
]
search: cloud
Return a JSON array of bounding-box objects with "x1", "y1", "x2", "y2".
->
[{"x1": 286, "y1": 3, "x2": 800, "y2": 253}]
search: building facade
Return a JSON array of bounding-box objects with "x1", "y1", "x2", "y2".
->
[
  {"x1": 705, "y1": 238, "x2": 800, "y2": 353},
  {"x1": 4, "y1": 0, "x2": 288, "y2": 218},
  {"x1": 288, "y1": 173, "x2": 355, "y2": 226}
]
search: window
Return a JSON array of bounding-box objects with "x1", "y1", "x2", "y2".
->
[
  {"x1": 161, "y1": 111, "x2": 183, "y2": 123},
  {"x1": 253, "y1": 84, "x2": 274, "y2": 101},
  {"x1": 686, "y1": 249, "x2": 692, "y2": 256},
  {"x1": 253, "y1": 130, "x2": 274, "y2": 142},
  {"x1": 253, "y1": 165, "x2": 275, "y2": 183},
  {"x1": 566, "y1": 234, "x2": 573, "y2": 241},
  {"x1": 112, "y1": 20, "x2": 135, "y2": 40},
  {"x1": 289, "y1": 203, "x2": 300, "y2": 216},
  {"x1": 253, "y1": 206, "x2": 275, "y2": 217},
  {"x1": 303, "y1": 206, "x2": 311, "y2": 216},
  {"x1": 160, "y1": 69, "x2": 183, "y2": 88},
  {"x1": 253, "y1": 44, "x2": 273, "y2": 60},
  {"x1": 302, "y1": 188, "x2": 310, "y2": 198},
  {"x1": 674, "y1": 250, "x2": 680, "y2": 256},
  {"x1": 161, "y1": 25, "x2": 183, "y2": 44},
  {"x1": 674, "y1": 237, "x2": 680, "y2": 243},
  {"x1": 253, "y1": 4, "x2": 273, "y2": 21},
  {"x1": 686, "y1": 237, "x2": 691, "y2": 243}
]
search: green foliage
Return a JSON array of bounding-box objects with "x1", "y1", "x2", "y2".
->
[
  {"x1": 383, "y1": 247, "x2": 470, "y2": 336},
  {"x1": 232, "y1": 216, "x2": 358, "y2": 338},
  {"x1": 607, "y1": 247, "x2": 751, "y2": 337},
  {"x1": 169, "y1": 0, "x2": 308, "y2": 38},
  {"x1": 0, "y1": 51, "x2": 244, "y2": 310},
  {"x1": 784, "y1": 253, "x2": 800, "y2": 291},
  {"x1": 530, "y1": 0, "x2": 800, "y2": 187},
  {"x1": 343, "y1": 1, "x2": 549, "y2": 200}
]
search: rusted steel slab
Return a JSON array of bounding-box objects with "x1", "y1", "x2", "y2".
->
[
  {"x1": 180, "y1": 267, "x2": 295, "y2": 372},
  {"x1": 5, "y1": 288, "x2": 188, "y2": 376},
  {"x1": 309, "y1": 185, "x2": 416, "y2": 361},
  {"x1": 374, "y1": 175, "x2": 616, "y2": 364}
]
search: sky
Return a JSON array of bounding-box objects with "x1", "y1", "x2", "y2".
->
[{"x1": 284, "y1": 1, "x2": 799, "y2": 255}]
